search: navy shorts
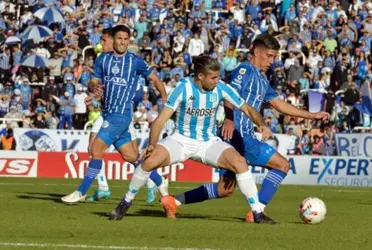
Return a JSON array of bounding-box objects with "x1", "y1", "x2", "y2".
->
[{"x1": 219, "y1": 129, "x2": 276, "y2": 177}]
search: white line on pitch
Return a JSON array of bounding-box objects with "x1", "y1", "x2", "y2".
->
[{"x1": 0, "y1": 242, "x2": 225, "y2": 250}]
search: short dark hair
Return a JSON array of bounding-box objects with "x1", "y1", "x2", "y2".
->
[
  {"x1": 112, "y1": 25, "x2": 131, "y2": 37},
  {"x1": 192, "y1": 55, "x2": 220, "y2": 75},
  {"x1": 102, "y1": 28, "x2": 113, "y2": 37},
  {"x1": 252, "y1": 34, "x2": 280, "y2": 51}
]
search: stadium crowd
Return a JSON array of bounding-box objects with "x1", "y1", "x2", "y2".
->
[{"x1": 0, "y1": 0, "x2": 371, "y2": 156}]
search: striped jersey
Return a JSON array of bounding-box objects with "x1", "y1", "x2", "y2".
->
[
  {"x1": 93, "y1": 52, "x2": 152, "y2": 116},
  {"x1": 230, "y1": 62, "x2": 278, "y2": 137},
  {"x1": 165, "y1": 77, "x2": 244, "y2": 141}
]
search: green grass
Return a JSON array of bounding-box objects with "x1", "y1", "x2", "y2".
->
[{"x1": 0, "y1": 178, "x2": 371, "y2": 250}]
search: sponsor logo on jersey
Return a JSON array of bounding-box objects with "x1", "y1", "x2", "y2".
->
[
  {"x1": 186, "y1": 107, "x2": 214, "y2": 116},
  {"x1": 239, "y1": 68, "x2": 246, "y2": 75},
  {"x1": 104, "y1": 76, "x2": 128, "y2": 85},
  {"x1": 188, "y1": 96, "x2": 196, "y2": 101}
]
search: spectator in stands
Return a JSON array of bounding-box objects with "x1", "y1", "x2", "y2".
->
[
  {"x1": 73, "y1": 86, "x2": 87, "y2": 130},
  {"x1": 0, "y1": 128, "x2": 16, "y2": 150},
  {"x1": 312, "y1": 135, "x2": 325, "y2": 155},
  {"x1": 58, "y1": 92, "x2": 75, "y2": 129},
  {"x1": 147, "y1": 104, "x2": 159, "y2": 128},
  {"x1": 299, "y1": 130, "x2": 310, "y2": 155}
]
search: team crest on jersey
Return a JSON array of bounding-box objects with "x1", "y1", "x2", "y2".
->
[
  {"x1": 102, "y1": 120, "x2": 109, "y2": 128},
  {"x1": 111, "y1": 64, "x2": 120, "y2": 75},
  {"x1": 239, "y1": 68, "x2": 246, "y2": 75},
  {"x1": 256, "y1": 95, "x2": 263, "y2": 102},
  {"x1": 208, "y1": 93, "x2": 217, "y2": 103}
]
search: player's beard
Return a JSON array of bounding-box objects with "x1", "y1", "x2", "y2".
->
[{"x1": 114, "y1": 44, "x2": 128, "y2": 55}]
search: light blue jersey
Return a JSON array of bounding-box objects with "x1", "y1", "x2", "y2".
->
[
  {"x1": 166, "y1": 77, "x2": 244, "y2": 141},
  {"x1": 93, "y1": 52, "x2": 152, "y2": 116},
  {"x1": 230, "y1": 62, "x2": 278, "y2": 137}
]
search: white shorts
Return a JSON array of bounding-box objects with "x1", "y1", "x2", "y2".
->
[
  {"x1": 158, "y1": 132, "x2": 232, "y2": 167},
  {"x1": 91, "y1": 116, "x2": 137, "y2": 140}
]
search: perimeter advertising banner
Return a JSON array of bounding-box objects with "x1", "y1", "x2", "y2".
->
[
  {"x1": 12, "y1": 128, "x2": 293, "y2": 155},
  {"x1": 1, "y1": 151, "x2": 371, "y2": 187}
]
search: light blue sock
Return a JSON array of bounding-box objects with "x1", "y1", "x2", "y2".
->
[
  {"x1": 77, "y1": 159, "x2": 102, "y2": 195},
  {"x1": 259, "y1": 169, "x2": 287, "y2": 205}
]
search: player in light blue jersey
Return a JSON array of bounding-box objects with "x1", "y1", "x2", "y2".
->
[
  {"x1": 108, "y1": 55, "x2": 275, "y2": 222},
  {"x1": 170, "y1": 34, "x2": 330, "y2": 224},
  {"x1": 61, "y1": 25, "x2": 168, "y2": 204}
]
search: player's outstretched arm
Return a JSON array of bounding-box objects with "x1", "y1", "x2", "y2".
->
[{"x1": 269, "y1": 98, "x2": 330, "y2": 121}]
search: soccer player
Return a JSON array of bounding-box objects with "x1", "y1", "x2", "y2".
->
[
  {"x1": 61, "y1": 25, "x2": 168, "y2": 204},
  {"x1": 84, "y1": 28, "x2": 166, "y2": 203},
  {"x1": 167, "y1": 34, "x2": 330, "y2": 223},
  {"x1": 108, "y1": 55, "x2": 276, "y2": 223}
]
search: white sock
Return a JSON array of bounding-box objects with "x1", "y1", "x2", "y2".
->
[
  {"x1": 97, "y1": 166, "x2": 109, "y2": 191},
  {"x1": 124, "y1": 166, "x2": 151, "y2": 203},
  {"x1": 157, "y1": 176, "x2": 169, "y2": 196},
  {"x1": 236, "y1": 169, "x2": 263, "y2": 214},
  {"x1": 147, "y1": 179, "x2": 156, "y2": 189}
]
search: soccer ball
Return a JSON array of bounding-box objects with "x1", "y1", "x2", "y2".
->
[{"x1": 299, "y1": 197, "x2": 327, "y2": 224}]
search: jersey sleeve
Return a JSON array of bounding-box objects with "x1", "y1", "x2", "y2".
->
[
  {"x1": 92, "y1": 54, "x2": 105, "y2": 80},
  {"x1": 135, "y1": 57, "x2": 152, "y2": 78},
  {"x1": 219, "y1": 83, "x2": 244, "y2": 109},
  {"x1": 264, "y1": 85, "x2": 279, "y2": 103},
  {"x1": 164, "y1": 83, "x2": 185, "y2": 111},
  {"x1": 230, "y1": 64, "x2": 251, "y2": 99}
]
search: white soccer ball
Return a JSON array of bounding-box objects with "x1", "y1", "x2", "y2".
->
[{"x1": 299, "y1": 197, "x2": 327, "y2": 224}]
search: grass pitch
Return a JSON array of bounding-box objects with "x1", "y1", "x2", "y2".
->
[{"x1": 0, "y1": 178, "x2": 371, "y2": 250}]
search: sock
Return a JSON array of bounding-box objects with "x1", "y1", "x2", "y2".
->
[
  {"x1": 147, "y1": 178, "x2": 156, "y2": 189},
  {"x1": 97, "y1": 166, "x2": 109, "y2": 191},
  {"x1": 174, "y1": 183, "x2": 218, "y2": 206},
  {"x1": 157, "y1": 176, "x2": 169, "y2": 196},
  {"x1": 149, "y1": 170, "x2": 163, "y2": 186},
  {"x1": 133, "y1": 155, "x2": 163, "y2": 187},
  {"x1": 124, "y1": 166, "x2": 151, "y2": 203},
  {"x1": 259, "y1": 169, "x2": 287, "y2": 206},
  {"x1": 77, "y1": 159, "x2": 102, "y2": 195},
  {"x1": 236, "y1": 170, "x2": 263, "y2": 214}
]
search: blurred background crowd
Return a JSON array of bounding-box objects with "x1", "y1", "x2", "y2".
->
[{"x1": 0, "y1": 0, "x2": 371, "y2": 155}]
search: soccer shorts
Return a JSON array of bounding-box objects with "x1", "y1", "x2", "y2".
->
[
  {"x1": 96, "y1": 113, "x2": 136, "y2": 149},
  {"x1": 219, "y1": 129, "x2": 276, "y2": 177},
  {"x1": 158, "y1": 132, "x2": 232, "y2": 167}
]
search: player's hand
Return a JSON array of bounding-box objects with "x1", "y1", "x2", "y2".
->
[
  {"x1": 257, "y1": 126, "x2": 273, "y2": 141},
  {"x1": 93, "y1": 85, "x2": 104, "y2": 96},
  {"x1": 311, "y1": 112, "x2": 330, "y2": 122},
  {"x1": 221, "y1": 118, "x2": 235, "y2": 140},
  {"x1": 139, "y1": 144, "x2": 156, "y2": 161},
  {"x1": 84, "y1": 96, "x2": 93, "y2": 106}
]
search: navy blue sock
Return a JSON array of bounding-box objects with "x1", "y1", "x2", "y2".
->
[
  {"x1": 175, "y1": 183, "x2": 219, "y2": 205},
  {"x1": 133, "y1": 154, "x2": 163, "y2": 186},
  {"x1": 259, "y1": 169, "x2": 287, "y2": 205},
  {"x1": 149, "y1": 171, "x2": 163, "y2": 186},
  {"x1": 78, "y1": 159, "x2": 102, "y2": 195}
]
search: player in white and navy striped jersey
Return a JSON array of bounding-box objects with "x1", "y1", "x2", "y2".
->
[
  {"x1": 109, "y1": 55, "x2": 275, "y2": 222},
  {"x1": 62, "y1": 25, "x2": 168, "y2": 205}
]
